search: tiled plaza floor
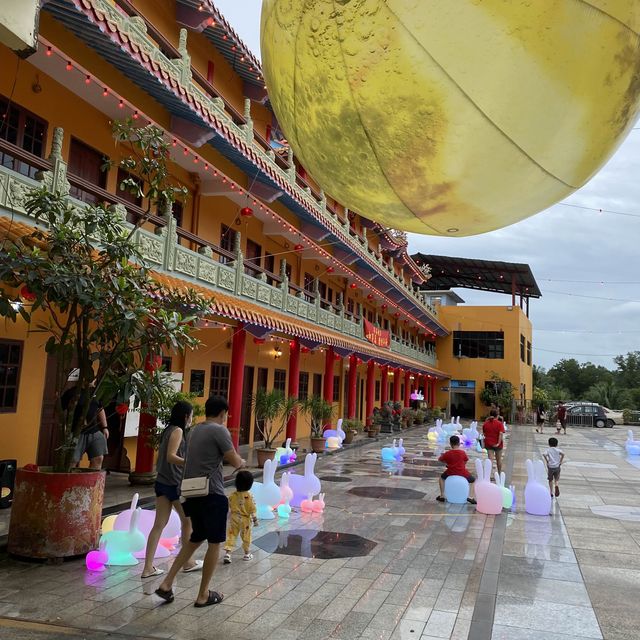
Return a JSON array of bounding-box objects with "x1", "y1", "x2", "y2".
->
[{"x1": 1, "y1": 423, "x2": 639, "y2": 639}]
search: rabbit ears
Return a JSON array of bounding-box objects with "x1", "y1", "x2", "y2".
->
[
  {"x1": 526, "y1": 459, "x2": 545, "y2": 482},
  {"x1": 129, "y1": 493, "x2": 140, "y2": 511},
  {"x1": 392, "y1": 438, "x2": 397, "y2": 446},
  {"x1": 279, "y1": 471, "x2": 290, "y2": 487},
  {"x1": 318, "y1": 492, "x2": 325, "y2": 501},
  {"x1": 129, "y1": 507, "x2": 141, "y2": 531},
  {"x1": 304, "y1": 453, "x2": 317, "y2": 473},
  {"x1": 263, "y1": 458, "x2": 278, "y2": 481},
  {"x1": 475, "y1": 458, "x2": 492, "y2": 480},
  {"x1": 337, "y1": 418, "x2": 343, "y2": 430},
  {"x1": 494, "y1": 471, "x2": 506, "y2": 486},
  {"x1": 526, "y1": 459, "x2": 534, "y2": 480},
  {"x1": 398, "y1": 438, "x2": 403, "y2": 447},
  {"x1": 628, "y1": 430, "x2": 635, "y2": 441},
  {"x1": 285, "y1": 437, "x2": 292, "y2": 449}
]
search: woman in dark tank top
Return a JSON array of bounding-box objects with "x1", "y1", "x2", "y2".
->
[{"x1": 141, "y1": 401, "x2": 203, "y2": 578}]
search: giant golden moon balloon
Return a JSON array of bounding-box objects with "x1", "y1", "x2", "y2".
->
[{"x1": 261, "y1": 1, "x2": 640, "y2": 236}]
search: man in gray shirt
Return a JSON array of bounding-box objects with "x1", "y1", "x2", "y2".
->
[{"x1": 155, "y1": 396, "x2": 245, "y2": 608}]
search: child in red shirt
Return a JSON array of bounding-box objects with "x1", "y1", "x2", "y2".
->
[{"x1": 436, "y1": 435, "x2": 476, "y2": 504}]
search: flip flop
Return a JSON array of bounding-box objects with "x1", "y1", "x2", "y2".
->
[
  {"x1": 141, "y1": 567, "x2": 165, "y2": 579},
  {"x1": 183, "y1": 560, "x2": 204, "y2": 573},
  {"x1": 436, "y1": 496, "x2": 445, "y2": 502},
  {"x1": 194, "y1": 590, "x2": 224, "y2": 608},
  {"x1": 154, "y1": 587, "x2": 174, "y2": 603},
  {"x1": 467, "y1": 498, "x2": 477, "y2": 505}
]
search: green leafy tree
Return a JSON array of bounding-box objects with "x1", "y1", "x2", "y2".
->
[
  {"x1": 532, "y1": 387, "x2": 550, "y2": 411},
  {"x1": 614, "y1": 352, "x2": 640, "y2": 389},
  {"x1": 585, "y1": 380, "x2": 632, "y2": 409},
  {"x1": 0, "y1": 122, "x2": 211, "y2": 472},
  {"x1": 479, "y1": 372, "x2": 514, "y2": 419}
]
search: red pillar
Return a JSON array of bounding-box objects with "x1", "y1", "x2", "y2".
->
[
  {"x1": 393, "y1": 368, "x2": 401, "y2": 403},
  {"x1": 431, "y1": 379, "x2": 437, "y2": 408},
  {"x1": 228, "y1": 323, "x2": 246, "y2": 449},
  {"x1": 381, "y1": 366, "x2": 389, "y2": 404},
  {"x1": 347, "y1": 354, "x2": 358, "y2": 418},
  {"x1": 404, "y1": 370, "x2": 411, "y2": 408},
  {"x1": 132, "y1": 354, "x2": 162, "y2": 479},
  {"x1": 286, "y1": 339, "x2": 300, "y2": 441},
  {"x1": 323, "y1": 346, "x2": 335, "y2": 404},
  {"x1": 366, "y1": 360, "x2": 375, "y2": 423}
]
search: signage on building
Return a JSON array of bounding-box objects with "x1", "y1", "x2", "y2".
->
[{"x1": 363, "y1": 319, "x2": 390, "y2": 348}]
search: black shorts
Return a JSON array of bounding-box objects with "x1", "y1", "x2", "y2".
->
[
  {"x1": 154, "y1": 481, "x2": 180, "y2": 503},
  {"x1": 183, "y1": 493, "x2": 229, "y2": 544},
  {"x1": 486, "y1": 446, "x2": 503, "y2": 453},
  {"x1": 441, "y1": 471, "x2": 475, "y2": 483}
]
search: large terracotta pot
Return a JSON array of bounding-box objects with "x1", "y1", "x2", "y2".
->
[
  {"x1": 343, "y1": 430, "x2": 355, "y2": 445},
  {"x1": 8, "y1": 468, "x2": 105, "y2": 560},
  {"x1": 256, "y1": 448, "x2": 276, "y2": 468},
  {"x1": 310, "y1": 437, "x2": 326, "y2": 453}
]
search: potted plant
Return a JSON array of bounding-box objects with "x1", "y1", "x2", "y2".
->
[
  {"x1": 0, "y1": 122, "x2": 210, "y2": 559},
  {"x1": 342, "y1": 418, "x2": 362, "y2": 445},
  {"x1": 392, "y1": 401, "x2": 403, "y2": 432},
  {"x1": 301, "y1": 395, "x2": 334, "y2": 453},
  {"x1": 252, "y1": 389, "x2": 298, "y2": 467},
  {"x1": 414, "y1": 409, "x2": 425, "y2": 425},
  {"x1": 401, "y1": 408, "x2": 416, "y2": 429},
  {"x1": 366, "y1": 412, "x2": 379, "y2": 437}
]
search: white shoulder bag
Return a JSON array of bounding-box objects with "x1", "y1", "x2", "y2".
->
[{"x1": 180, "y1": 428, "x2": 209, "y2": 498}]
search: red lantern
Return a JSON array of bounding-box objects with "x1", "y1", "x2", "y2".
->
[
  {"x1": 240, "y1": 207, "x2": 254, "y2": 217},
  {"x1": 115, "y1": 403, "x2": 129, "y2": 417},
  {"x1": 327, "y1": 266, "x2": 335, "y2": 274},
  {"x1": 294, "y1": 243, "x2": 304, "y2": 252},
  {"x1": 349, "y1": 283, "x2": 357, "y2": 289},
  {"x1": 381, "y1": 304, "x2": 387, "y2": 310},
  {"x1": 253, "y1": 337, "x2": 265, "y2": 345},
  {"x1": 20, "y1": 286, "x2": 36, "y2": 302},
  {"x1": 301, "y1": 346, "x2": 310, "y2": 354},
  {"x1": 367, "y1": 294, "x2": 374, "y2": 300},
  {"x1": 394, "y1": 312, "x2": 400, "y2": 318},
  {"x1": 289, "y1": 341, "x2": 296, "y2": 349},
  {"x1": 334, "y1": 353, "x2": 342, "y2": 361}
]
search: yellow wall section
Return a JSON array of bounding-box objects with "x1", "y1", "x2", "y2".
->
[{"x1": 436, "y1": 305, "x2": 533, "y2": 419}]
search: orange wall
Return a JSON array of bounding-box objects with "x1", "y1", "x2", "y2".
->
[{"x1": 435, "y1": 305, "x2": 533, "y2": 418}]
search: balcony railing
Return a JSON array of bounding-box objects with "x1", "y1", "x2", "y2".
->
[
  {"x1": 0, "y1": 131, "x2": 437, "y2": 367},
  {"x1": 58, "y1": 0, "x2": 439, "y2": 324}
]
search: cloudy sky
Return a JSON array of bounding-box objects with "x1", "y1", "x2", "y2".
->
[{"x1": 216, "y1": 0, "x2": 640, "y2": 371}]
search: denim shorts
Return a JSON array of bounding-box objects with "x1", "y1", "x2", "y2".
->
[{"x1": 154, "y1": 481, "x2": 180, "y2": 502}]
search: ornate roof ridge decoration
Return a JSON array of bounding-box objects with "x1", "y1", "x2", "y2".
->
[{"x1": 46, "y1": 0, "x2": 443, "y2": 326}]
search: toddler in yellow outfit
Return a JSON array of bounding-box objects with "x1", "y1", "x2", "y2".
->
[{"x1": 223, "y1": 470, "x2": 258, "y2": 563}]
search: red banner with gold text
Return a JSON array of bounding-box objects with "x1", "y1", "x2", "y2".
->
[{"x1": 364, "y1": 319, "x2": 390, "y2": 348}]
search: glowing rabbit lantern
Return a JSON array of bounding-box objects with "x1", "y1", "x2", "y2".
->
[
  {"x1": 626, "y1": 430, "x2": 640, "y2": 456},
  {"x1": 312, "y1": 493, "x2": 325, "y2": 513},
  {"x1": 381, "y1": 439, "x2": 399, "y2": 462},
  {"x1": 444, "y1": 475, "x2": 469, "y2": 504},
  {"x1": 474, "y1": 459, "x2": 503, "y2": 515},
  {"x1": 463, "y1": 422, "x2": 479, "y2": 446},
  {"x1": 444, "y1": 421, "x2": 460, "y2": 436},
  {"x1": 101, "y1": 507, "x2": 146, "y2": 566},
  {"x1": 288, "y1": 453, "x2": 321, "y2": 507},
  {"x1": 396, "y1": 439, "x2": 406, "y2": 459},
  {"x1": 300, "y1": 494, "x2": 315, "y2": 513},
  {"x1": 275, "y1": 438, "x2": 296, "y2": 465},
  {"x1": 101, "y1": 514, "x2": 117, "y2": 534},
  {"x1": 324, "y1": 418, "x2": 346, "y2": 447},
  {"x1": 252, "y1": 458, "x2": 281, "y2": 520},
  {"x1": 277, "y1": 471, "x2": 293, "y2": 519},
  {"x1": 85, "y1": 542, "x2": 108, "y2": 572},
  {"x1": 494, "y1": 471, "x2": 513, "y2": 510},
  {"x1": 427, "y1": 427, "x2": 439, "y2": 442},
  {"x1": 113, "y1": 493, "x2": 181, "y2": 558},
  {"x1": 524, "y1": 459, "x2": 552, "y2": 516}
]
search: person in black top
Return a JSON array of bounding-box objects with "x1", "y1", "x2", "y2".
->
[{"x1": 61, "y1": 385, "x2": 109, "y2": 469}]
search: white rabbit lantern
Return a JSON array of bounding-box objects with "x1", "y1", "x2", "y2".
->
[
  {"x1": 524, "y1": 459, "x2": 552, "y2": 516},
  {"x1": 474, "y1": 459, "x2": 503, "y2": 515},
  {"x1": 288, "y1": 453, "x2": 321, "y2": 507},
  {"x1": 323, "y1": 418, "x2": 345, "y2": 443},
  {"x1": 252, "y1": 458, "x2": 281, "y2": 520},
  {"x1": 444, "y1": 475, "x2": 469, "y2": 504},
  {"x1": 626, "y1": 430, "x2": 640, "y2": 455},
  {"x1": 462, "y1": 422, "x2": 479, "y2": 446},
  {"x1": 102, "y1": 507, "x2": 146, "y2": 566},
  {"x1": 113, "y1": 493, "x2": 181, "y2": 559},
  {"x1": 279, "y1": 471, "x2": 293, "y2": 505},
  {"x1": 381, "y1": 439, "x2": 398, "y2": 462},
  {"x1": 275, "y1": 438, "x2": 297, "y2": 465},
  {"x1": 494, "y1": 471, "x2": 513, "y2": 509}
]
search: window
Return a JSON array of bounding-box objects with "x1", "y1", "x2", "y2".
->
[
  {"x1": 264, "y1": 253, "x2": 275, "y2": 285},
  {"x1": 375, "y1": 380, "x2": 381, "y2": 401},
  {"x1": 0, "y1": 96, "x2": 47, "y2": 178},
  {"x1": 245, "y1": 239, "x2": 262, "y2": 276},
  {"x1": 220, "y1": 224, "x2": 237, "y2": 264},
  {"x1": 298, "y1": 372, "x2": 309, "y2": 400},
  {"x1": 161, "y1": 356, "x2": 172, "y2": 372},
  {"x1": 68, "y1": 138, "x2": 107, "y2": 204},
  {"x1": 333, "y1": 376, "x2": 341, "y2": 402},
  {"x1": 453, "y1": 331, "x2": 504, "y2": 359},
  {"x1": 0, "y1": 340, "x2": 22, "y2": 412},
  {"x1": 189, "y1": 370, "x2": 205, "y2": 397},
  {"x1": 520, "y1": 334, "x2": 526, "y2": 362},
  {"x1": 209, "y1": 362, "x2": 230, "y2": 398},
  {"x1": 304, "y1": 272, "x2": 315, "y2": 303},
  {"x1": 274, "y1": 369, "x2": 287, "y2": 393},
  {"x1": 313, "y1": 373, "x2": 322, "y2": 397},
  {"x1": 526, "y1": 340, "x2": 532, "y2": 366}
]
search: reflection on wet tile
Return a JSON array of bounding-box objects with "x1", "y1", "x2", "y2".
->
[
  {"x1": 318, "y1": 475, "x2": 353, "y2": 483},
  {"x1": 253, "y1": 529, "x2": 377, "y2": 560},
  {"x1": 347, "y1": 486, "x2": 426, "y2": 500}
]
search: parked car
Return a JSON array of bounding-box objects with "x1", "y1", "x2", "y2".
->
[
  {"x1": 565, "y1": 403, "x2": 612, "y2": 428},
  {"x1": 602, "y1": 407, "x2": 624, "y2": 426}
]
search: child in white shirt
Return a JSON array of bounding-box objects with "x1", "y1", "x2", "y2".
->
[{"x1": 543, "y1": 437, "x2": 564, "y2": 498}]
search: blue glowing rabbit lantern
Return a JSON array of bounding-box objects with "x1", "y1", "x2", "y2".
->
[
  {"x1": 444, "y1": 475, "x2": 469, "y2": 504},
  {"x1": 462, "y1": 421, "x2": 479, "y2": 446},
  {"x1": 396, "y1": 438, "x2": 405, "y2": 459},
  {"x1": 381, "y1": 439, "x2": 398, "y2": 462},
  {"x1": 252, "y1": 458, "x2": 281, "y2": 520},
  {"x1": 626, "y1": 430, "x2": 640, "y2": 456},
  {"x1": 524, "y1": 459, "x2": 551, "y2": 516},
  {"x1": 288, "y1": 453, "x2": 321, "y2": 507},
  {"x1": 101, "y1": 507, "x2": 146, "y2": 566}
]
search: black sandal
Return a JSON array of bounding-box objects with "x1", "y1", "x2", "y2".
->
[
  {"x1": 154, "y1": 587, "x2": 174, "y2": 603},
  {"x1": 436, "y1": 496, "x2": 445, "y2": 502},
  {"x1": 467, "y1": 498, "x2": 477, "y2": 505},
  {"x1": 194, "y1": 590, "x2": 224, "y2": 608}
]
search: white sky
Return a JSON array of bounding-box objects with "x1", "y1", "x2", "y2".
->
[{"x1": 214, "y1": 0, "x2": 640, "y2": 370}]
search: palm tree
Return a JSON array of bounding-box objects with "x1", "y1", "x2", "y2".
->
[
  {"x1": 586, "y1": 380, "x2": 631, "y2": 409},
  {"x1": 300, "y1": 395, "x2": 334, "y2": 437},
  {"x1": 252, "y1": 389, "x2": 298, "y2": 450}
]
